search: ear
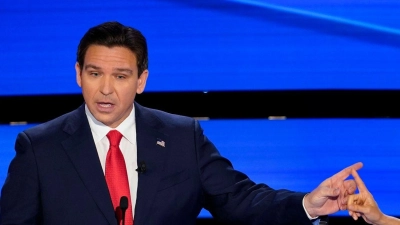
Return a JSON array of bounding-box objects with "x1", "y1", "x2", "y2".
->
[
  {"x1": 75, "y1": 62, "x2": 82, "y2": 87},
  {"x1": 136, "y1": 69, "x2": 149, "y2": 94}
]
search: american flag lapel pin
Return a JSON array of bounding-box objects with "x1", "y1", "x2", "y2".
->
[{"x1": 156, "y1": 138, "x2": 165, "y2": 147}]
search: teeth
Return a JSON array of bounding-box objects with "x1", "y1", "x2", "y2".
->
[{"x1": 99, "y1": 103, "x2": 112, "y2": 107}]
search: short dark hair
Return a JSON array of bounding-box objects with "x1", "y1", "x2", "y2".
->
[{"x1": 76, "y1": 21, "x2": 148, "y2": 76}]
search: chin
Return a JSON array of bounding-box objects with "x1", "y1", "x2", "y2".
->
[{"x1": 92, "y1": 114, "x2": 110, "y2": 125}]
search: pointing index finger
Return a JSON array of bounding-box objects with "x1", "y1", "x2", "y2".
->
[
  {"x1": 351, "y1": 169, "x2": 368, "y2": 193},
  {"x1": 334, "y1": 162, "x2": 363, "y2": 181}
]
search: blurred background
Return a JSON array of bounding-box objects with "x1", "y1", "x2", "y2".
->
[{"x1": 1, "y1": 0, "x2": 399, "y2": 224}]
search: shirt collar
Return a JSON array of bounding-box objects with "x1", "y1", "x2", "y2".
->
[{"x1": 85, "y1": 104, "x2": 136, "y2": 144}]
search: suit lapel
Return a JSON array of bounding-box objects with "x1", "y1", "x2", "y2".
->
[
  {"x1": 61, "y1": 105, "x2": 116, "y2": 225},
  {"x1": 133, "y1": 103, "x2": 169, "y2": 225}
]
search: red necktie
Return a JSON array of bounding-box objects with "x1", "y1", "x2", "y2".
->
[{"x1": 105, "y1": 130, "x2": 133, "y2": 225}]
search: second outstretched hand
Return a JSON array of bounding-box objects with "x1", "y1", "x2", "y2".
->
[
  {"x1": 347, "y1": 169, "x2": 400, "y2": 225},
  {"x1": 303, "y1": 162, "x2": 364, "y2": 218}
]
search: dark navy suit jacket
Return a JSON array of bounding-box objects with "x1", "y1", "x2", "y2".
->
[{"x1": 1, "y1": 102, "x2": 313, "y2": 225}]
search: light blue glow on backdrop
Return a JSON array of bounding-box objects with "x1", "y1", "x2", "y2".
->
[
  {"x1": 0, "y1": 119, "x2": 399, "y2": 217},
  {"x1": 1, "y1": 0, "x2": 400, "y2": 95}
]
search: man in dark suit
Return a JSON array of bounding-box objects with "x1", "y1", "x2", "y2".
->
[{"x1": 0, "y1": 21, "x2": 362, "y2": 225}]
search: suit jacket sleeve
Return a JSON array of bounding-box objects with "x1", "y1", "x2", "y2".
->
[
  {"x1": 195, "y1": 120, "x2": 313, "y2": 225},
  {"x1": 1, "y1": 132, "x2": 41, "y2": 225}
]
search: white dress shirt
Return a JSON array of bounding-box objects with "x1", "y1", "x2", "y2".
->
[{"x1": 85, "y1": 104, "x2": 138, "y2": 218}]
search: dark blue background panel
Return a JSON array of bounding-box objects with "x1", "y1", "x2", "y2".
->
[
  {"x1": 0, "y1": 119, "x2": 399, "y2": 217},
  {"x1": 1, "y1": 0, "x2": 399, "y2": 95},
  {"x1": 198, "y1": 118, "x2": 400, "y2": 217}
]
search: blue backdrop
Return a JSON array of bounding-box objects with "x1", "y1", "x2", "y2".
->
[{"x1": 1, "y1": 0, "x2": 399, "y2": 95}]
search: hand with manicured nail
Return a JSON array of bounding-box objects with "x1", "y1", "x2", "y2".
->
[{"x1": 347, "y1": 169, "x2": 400, "y2": 225}]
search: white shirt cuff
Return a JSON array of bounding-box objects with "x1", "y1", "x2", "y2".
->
[{"x1": 302, "y1": 194, "x2": 319, "y2": 220}]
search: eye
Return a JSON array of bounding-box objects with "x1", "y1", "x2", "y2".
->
[
  {"x1": 90, "y1": 72, "x2": 99, "y2": 77},
  {"x1": 116, "y1": 75, "x2": 126, "y2": 79}
]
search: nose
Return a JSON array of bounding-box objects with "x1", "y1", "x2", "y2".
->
[{"x1": 100, "y1": 75, "x2": 114, "y2": 96}]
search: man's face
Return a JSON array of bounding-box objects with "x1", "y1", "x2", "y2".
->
[{"x1": 75, "y1": 45, "x2": 148, "y2": 128}]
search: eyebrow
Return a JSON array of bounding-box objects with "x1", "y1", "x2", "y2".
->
[
  {"x1": 84, "y1": 64, "x2": 133, "y2": 75},
  {"x1": 114, "y1": 68, "x2": 133, "y2": 75},
  {"x1": 84, "y1": 64, "x2": 101, "y2": 70}
]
